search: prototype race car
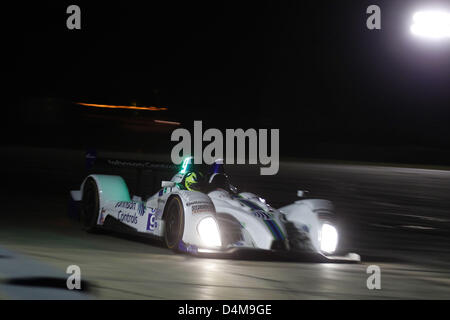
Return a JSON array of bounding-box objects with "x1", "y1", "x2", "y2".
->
[{"x1": 70, "y1": 157, "x2": 360, "y2": 262}]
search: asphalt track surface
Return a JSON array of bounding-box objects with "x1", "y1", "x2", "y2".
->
[{"x1": 1, "y1": 147, "x2": 450, "y2": 299}]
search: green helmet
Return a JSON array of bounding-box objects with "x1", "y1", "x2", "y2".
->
[{"x1": 184, "y1": 171, "x2": 204, "y2": 191}]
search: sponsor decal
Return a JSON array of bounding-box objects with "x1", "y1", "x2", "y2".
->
[
  {"x1": 146, "y1": 208, "x2": 159, "y2": 231},
  {"x1": 252, "y1": 210, "x2": 273, "y2": 220},
  {"x1": 115, "y1": 201, "x2": 137, "y2": 210},
  {"x1": 191, "y1": 204, "x2": 214, "y2": 214},
  {"x1": 114, "y1": 201, "x2": 145, "y2": 217},
  {"x1": 238, "y1": 202, "x2": 284, "y2": 240},
  {"x1": 240, "y1": 202, "x2": 283, "y2": 241},
  {"x1": 115, "y1": 201, "x2": 145, "y2": 217},
  {"x1": 106, "y1": 159, "x2": 176, "y2": 170},
  {"x1": 118, "y1": 210, "x2": 138, "y2": 224},
  {"x1": 186, "y1": 200, "x2": 214, "y2": 213},
  {"x1": 186, "y1": 200, "x2": 211, "y2": 206}
]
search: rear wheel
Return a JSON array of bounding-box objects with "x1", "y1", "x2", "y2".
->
[
  {"x1": 164, "y1": 197, "x2": 185, "y2": 251},
  {"x1": 81, "y1": 178, "x2": 100, "y2": 232}
]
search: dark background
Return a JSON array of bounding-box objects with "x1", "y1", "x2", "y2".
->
[{"x1": 2, "y1": 0, "x2": 450, "y2": 163}]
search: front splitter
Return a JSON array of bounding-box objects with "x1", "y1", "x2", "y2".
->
[{"x1": 186, "y1": 244, "x2": 361, "y2": 263}]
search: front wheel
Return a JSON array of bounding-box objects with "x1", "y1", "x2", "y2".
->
[
  {"x1": 164, "y1": 196, "x2": 185, "y2": 251},
  {"x1": 81, "y1": 178, "x2": 100, "y2": 233}
]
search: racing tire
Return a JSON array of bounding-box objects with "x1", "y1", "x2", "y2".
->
[
  {"x1": 164, "y1": 196, "x2": 185, "y2": 251},
  {"x1": 81, "y1": 178, "x2": 100, "y2": 233}
]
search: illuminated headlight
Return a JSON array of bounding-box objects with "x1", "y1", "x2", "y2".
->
[
  {"x1": 319, "y1": 223, "x2": 338, "y2": 254},
  {"x1": 197, "y1": 217, "x2": 222, "y2": 247},
  {"x1": 410, "y1": 10, "x2": 450, "y2": 39}
]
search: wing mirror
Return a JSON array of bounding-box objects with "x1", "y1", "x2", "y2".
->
[
  {"x1": 161, "y1": 181, "x2": 176, "y2": 188},
  {"x1": 297, "y1": 190, "x2": 309, "y2": 198}
]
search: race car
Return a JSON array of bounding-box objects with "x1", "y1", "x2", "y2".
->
[{"x1": 70, "y1": 157, "x2": 360, "y2": 262}]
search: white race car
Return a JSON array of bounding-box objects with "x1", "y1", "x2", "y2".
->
[{"x1": 70, "y1": 157, "x2": 359, "y2": 262}]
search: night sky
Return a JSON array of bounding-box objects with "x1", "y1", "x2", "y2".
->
[{"x1": 2, "y1": 1, "x2": 450, "y2": 162}]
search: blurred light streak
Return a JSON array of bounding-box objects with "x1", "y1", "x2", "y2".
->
[
  {"x1": 154, "y1": 119, "x2": 180, "y2": 125},
  {"x1": 76, "y1": 102, "x2": 168, "y2": 111}
]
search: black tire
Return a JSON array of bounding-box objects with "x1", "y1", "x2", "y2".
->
[
  {"x1": 164, "y1": 196, "x2": 185, "y2": 251},
  {"x1": 81, "y1": 178, "x2": 100, "y2": 233}
]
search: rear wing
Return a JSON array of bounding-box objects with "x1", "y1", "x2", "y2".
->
[{"x1": 85, "y1": 150, "x2": 179, "y2": 197}]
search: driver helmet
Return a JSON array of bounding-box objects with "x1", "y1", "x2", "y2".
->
[
  {"x1": 184, "y1": 171, "x2": 205, "y2": 191},
  {"x1": 208, "y1": 159, "x2": 234, "y2": 191},
  {"x1": 179, "y1": 156, "x2": 206, "y2": 191}
]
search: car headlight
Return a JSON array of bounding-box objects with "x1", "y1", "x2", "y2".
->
[
  {"x1": 197, "y1": 217, "x2": 222, "y2": 247},
  {"x1": 319, "y1": 223, "x2": 338, "y2": 254}
]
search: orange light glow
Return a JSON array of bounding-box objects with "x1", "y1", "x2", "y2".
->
[{"x1": 76, "y1": 102, "x2": 168, "y2": 111}]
